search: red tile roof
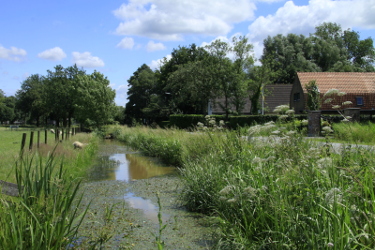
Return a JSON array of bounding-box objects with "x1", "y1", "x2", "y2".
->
[{"x1": 297, "y1": 72, "x2": 375, "y2": 94}]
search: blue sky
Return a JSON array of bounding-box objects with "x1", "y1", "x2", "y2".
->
[{"x1": 1, "y1": 0, "x2": 374, "y2": 106}]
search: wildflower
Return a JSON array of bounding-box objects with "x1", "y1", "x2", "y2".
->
[
  {"x1": 252, "y1": 156, "x2": 263, "y2": 164},
  {"x1": 219, "y1": 185, "x2": 235, "y2": 195},
  {"x1": 243, "y1": 186, "x2": 258, "y2": 197},
  {"x1": 317, "y1": 157, "x2": 333, "y2": 168},
  {"x1": 264, "y1": 121, "x2": 275, "y2": 126},
  {"x1": 285, "y1": 109, "x2": 295, "y2": 115},
  {"x1": 337, "y1": 91, "x2": 346, "y2": 96},
  {"x1": 324, "y1": 98, "x2": 333, "y2": 104},
  {"x1": 301, "y1": 119, "x2": 308, "y2": 126},
  {"x1": 197, "y1": 122, "x2": 204, "y2": 127},
  {"x1": 278, "y1": 115, "x2": 288, "y2": 120},
  {"x1": 227, "y1": 198, "x2": 237, "y2": 203},
  {"x1": 327, "y1": 242, "x2": 334, "y2": 247},
  {"x1": 332, "y1": 105, "x2": 341, "y2": 109},
  {"x1": 273, "y1": 104, "x2": 290, "y2": 114},
  {"x1": 325, "y1": 188, "x2": 342, "y2": 205},
  {"x1": 271, "y1": 130, "x2": 281, "y2": 135},
  {"x1": 322, "y1": 126, "x2": 333, "y2": 134},
  {"x1": 342, "y1": 101, "x2": 352, "y2": 105},
  {"x1": 324, "y1": 89, "x2": 339, "y2": 97},
  {"x1": 286, "y1": 130, "x2": 296, "y2": 135},
  {"x1": 219, "y1": 120, "x2": 225, "y2": 126}
]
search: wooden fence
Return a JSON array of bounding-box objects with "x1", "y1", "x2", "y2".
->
[{"x1": 20, "y1": 127, "x2": 79, "y2": 152}]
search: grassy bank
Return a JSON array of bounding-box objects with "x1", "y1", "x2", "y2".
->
[
  {"x1": 0, "y1": 128, "x2": 99, "y2": 249},
  {"x1": 105, "y1": 124, "x2": 375, "y2": 249}
]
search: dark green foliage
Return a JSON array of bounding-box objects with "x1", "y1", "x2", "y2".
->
[
  {"x1": 305, "y1": 80, "x2": 321, "y2": 110},
  {"x1": 169, "y1": 114, "x2": 205, "y2": 129}
]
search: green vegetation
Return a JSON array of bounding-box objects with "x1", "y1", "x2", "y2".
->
[
  {"x1": 122, "y1": 22, "x2": 374, "y2": 125},
  {"x1": 0, "y1": 128, "x2": 98, "y2": 249},
  {"x1": 105, "y1": 123, "x2": 375, "y2": 249}
]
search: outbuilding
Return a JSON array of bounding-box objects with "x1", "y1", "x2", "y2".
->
[{"x1": 291, "y1": 72, "x2": 375, "y2": 114}]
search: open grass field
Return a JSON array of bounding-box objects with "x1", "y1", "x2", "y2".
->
[{"x1": 0, "y1": 126, "x2": 96, "y2": 182}]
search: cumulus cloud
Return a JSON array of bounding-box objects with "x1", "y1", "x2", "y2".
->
[
  {"x1": 0, "y1": 45, "x2": 27, "y2": 62},
  {"x1": 113, "y1": 0, "x2": 256, "y2": 41},
  {"x1": 116, "y1": 84, "x2": 128, "y2": 103},
  {"x1": 146, "y1": 41, "x2": 166, "y2": 52},
  {"x1": 149, "y1": 54, "x2": 171, "y2": 70},
  {"x1": 116, "y1": 37, "x2": 135, "y2": 49},
  {"x1": 38, "y1": 47, "x2": 66, "y2": 61},
  {"x1": 247, "y1": 0, "x2": 375, "y2": 59},
  {"x1": 72, "y1": 52, "x2": 105, "y2": 68}
]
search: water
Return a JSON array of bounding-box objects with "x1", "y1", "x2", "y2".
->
[
  {"x1": 88, "y1": 140, "x2": 175, "y2": 222},
  {"x1": 88, "y1": 140, "x2": 176, "y2": 181}
]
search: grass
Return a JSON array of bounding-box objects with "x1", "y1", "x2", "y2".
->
[
  {"x1": 104, "y1": 124, "x2": 375, "y2": 249},
  {"x1": 0, "y1": 127, "x2": 99, "y2": 249}
]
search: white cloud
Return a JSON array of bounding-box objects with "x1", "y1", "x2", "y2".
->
[
  {"x1": 117, "y1": 37, "x2": 135, "y2": 49},
  {"x1": 0, "y1": 45, "x2": 27, "y2": 62},
  {"x1": 72, "y1": 52, "x2": 105, "y2": 68},
  {"x1": 149, "y1": 54, "x2": 171, "y2": 70},
  {"x1": 146, "y1": 41, "x2": 166, "y2": 52},
  {"x1": 38, "y1": 47, "x2": 66, "y2": 61},
  {"x1": 113, "y1": 0, "x2": 256, "y2": 41},
  {"x1": 116, "y1": 84, "x2": 128, "y2": 101},
  {"x1": 247, "y1": 0, "x2": 375, "y2": 59}
]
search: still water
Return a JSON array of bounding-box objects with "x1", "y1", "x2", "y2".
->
[
  {"x1": 88, "y1": 141, "x2": 176, "y2": 182},
  {"x1": 88, "y1": 140, "x2": 176, "y2": 222}
]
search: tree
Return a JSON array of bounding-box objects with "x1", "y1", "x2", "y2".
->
[
  {"x1": 74, "y1": 71, "x2": 116, "y2": 128},
  {"x1": 125, "y1": 64, "x2": 157, "y2": 124},
  {"x1": 231, "y1": 36, "x2": 255, "y2": 114},
  {"x1": 204, "y1": 39, "x2": 236, "y2": 118},
  {"x1": 157, "y1": 44, "x2": 210, "y2": 115},
  {"x1": 262, "y1": 33, "x2": 320, "y2": 83},
  {"x1": 16, "y1": 74, "x2": 47, "y2": 126}
]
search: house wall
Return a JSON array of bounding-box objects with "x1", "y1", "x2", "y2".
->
[
  {"x1": 291, "y1": 79, "x2": 375, "y2": 113},
  {"x1": 290, "y1": 78, "x2": 306, "y2": 114}
]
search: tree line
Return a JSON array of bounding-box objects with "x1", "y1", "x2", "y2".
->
[
  {"x1": 0, "y1": 64, "x2": 122, "y2": 128},
  {"x1": 125, "y1": 22, "x2": 374, "y2": 125}
]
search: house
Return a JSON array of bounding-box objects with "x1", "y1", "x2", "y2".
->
[
  {"x1": 291, "y1": 72, "x2": 375, "y2": 114},
  {"x1": 211, "y1": 84, "x2": 293, "y2": 115}
]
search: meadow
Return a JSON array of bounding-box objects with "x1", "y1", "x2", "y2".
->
[
  {"x1": 106, "y1": 121, "x2": 375, "y2": 249},
  {"x1": 0, "y1": 126, "x2": 98, "y2": 249}
]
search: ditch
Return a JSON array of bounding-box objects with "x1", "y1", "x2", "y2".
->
[{"x1": 75, "y1": 140, "x2": 217, "y2": 249}]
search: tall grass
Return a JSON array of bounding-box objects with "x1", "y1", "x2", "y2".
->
[
  {"x1": 333, "y1": 122, "x2": 375, "y2": 144},
  {"x1": 105, "y1": 125, "x2": 375, "y2": 249},
  {"x1": 0, "y1": 152, "x2": 89, "y2": 249},
  {"x1": 0, "y1": 130, "x2": 98, "y2": 249}
]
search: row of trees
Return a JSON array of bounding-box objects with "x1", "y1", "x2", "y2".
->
[
  {"x1": 125, "y1": 22, "x2": 375, "y2": 124},
  {"x1": 0, "y1": 65, "x2": 121, "y2": 128}
]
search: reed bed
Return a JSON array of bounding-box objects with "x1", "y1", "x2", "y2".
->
[{"x1": 106, "y1": 124, "x2": 375, "y2": 249}]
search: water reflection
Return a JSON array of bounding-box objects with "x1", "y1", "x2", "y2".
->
[
  {"x1": 88, "y1": 143, "x2": 176, "y2": 181},
  {"x1": 124, "y1": 192, "x2": 170, "y2": 223}
]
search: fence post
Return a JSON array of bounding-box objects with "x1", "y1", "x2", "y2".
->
[
  {"x1": 37, "y1": 131, "x2": 40, "y2": 148},
  {"x1": 61, "y1": 128, "x2": 65, "y2": 141},
  {"x1": 45, "y1": 129, "x2": 47, "y2": 144},
  {"x1": 55, "y1": 129, "x2": 59, "y2": 142},
  {"x1": 21, "y1": 133, "x2": 27, "y2": 152},
  {"x1": 29, "y1": 131, "x2": 34, "y2": 151}
]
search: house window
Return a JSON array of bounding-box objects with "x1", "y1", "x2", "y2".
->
[
  {"x1": 293, "y1": 93, "x2": 300, "y2": 102},
  {"x1": 356, "y1": 97, "x2": 364, "y2": 106}
]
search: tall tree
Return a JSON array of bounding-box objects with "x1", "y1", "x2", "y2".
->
[
  {"x1": 74, "y1": 71, "x2": 116, "y2": 128},
  {"x1": 231, "y1": 36, "x2": 254, "y2": 114},
  {"x1": 125, "y1": 64, "x2": 157, "y2": 124},
  {"x1": 16, "y1": 74, "x2": 47, "y2": 126}
]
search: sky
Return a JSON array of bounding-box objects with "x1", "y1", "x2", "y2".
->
[{"x1": 1, "y1": 0, "x2": 374, "y2": 106}]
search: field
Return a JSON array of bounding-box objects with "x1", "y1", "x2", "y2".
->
[{"x1": 106, "y1": 123, "x2": 375, "y2": 249}]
